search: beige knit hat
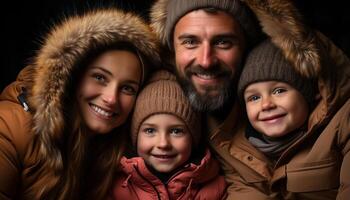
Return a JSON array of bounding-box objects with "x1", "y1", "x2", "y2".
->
[
  {"x1": 238, "y1": 39, "x2": 317, "y2": 106},
  {"x1": 131, "y1": 70, "x2": 201, "y2": 147},
  {"x1": 164, "y1": 0, "x2": 259, "y2": 48}
]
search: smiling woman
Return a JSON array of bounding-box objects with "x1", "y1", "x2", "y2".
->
[
  {"x1": 77, "y1": 48, "x2": 142, "y2": 135},
  {"x1": 0, "y1": 8, "x2": 160, "y2": 200}
]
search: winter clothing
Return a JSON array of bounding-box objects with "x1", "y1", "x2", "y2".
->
[
  {"x1": 111, "y1": 149, "x2": 227, "y2": 200},
  {"x1": 162, "y1": 0, "x2": 259, "y2": 48},
  {"x1": 208, "y1": 12, "x2": 350, "y2": 200},
  {"x1": 150, "y1": 0, "x2": 350, "y2": 199},
  {"x1": 131, "y1": 70, "x2": 201, "y2": 148},
  {"x1": 238, "y1": 39, "x2": 317, "y2": 106},
  {"x1": 0, "y1": 9, "x2": 160, "y2": 200},
  {"x1": 246, "y1": 123, "x2": 305, "y2": 159}
]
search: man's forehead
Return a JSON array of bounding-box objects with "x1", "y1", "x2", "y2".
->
[{"x1": 174, "y1": 9, "x2": 242, "y2": 38}]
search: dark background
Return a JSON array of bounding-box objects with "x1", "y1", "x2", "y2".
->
[{"x1": 1, "y1": 0, "x2": 349, "y2": 91}]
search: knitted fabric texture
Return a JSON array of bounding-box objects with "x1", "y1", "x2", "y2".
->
[
  {"x1": 165, "y1": 0, "x2": 259, "y2": 48},
  {"x1": 131, "y1": 70, "x2": 201, "y2": 147},
  {"x1": 238, "y1": 39, "x2": 316, "y2": 106}
]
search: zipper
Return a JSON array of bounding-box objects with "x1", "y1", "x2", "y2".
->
[
  {"x1": 134, "y1": 165, "x2": 162, "y2": 200},
  {"x1": 17, "y1": 87, "x2": 30, "y2": 112}
]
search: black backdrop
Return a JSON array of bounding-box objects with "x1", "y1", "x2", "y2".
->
[{"x1": 1, "y1": 0, "x2": 349, "y2": 91}]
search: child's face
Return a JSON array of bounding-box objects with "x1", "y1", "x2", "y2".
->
[
  {"x1": 137, "y1": 114, "x2": 192, "y2": 173},
  {"x1": 76, "y1": 50, "x2": 141, "y2": 135},
  {"x1": 244, "y1": 81, "x2": 309, "y2": 138}
]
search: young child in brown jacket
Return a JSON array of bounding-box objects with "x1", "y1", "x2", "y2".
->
[{"x1": 225, "y1": 39, "x2": 350, "y2": 199}]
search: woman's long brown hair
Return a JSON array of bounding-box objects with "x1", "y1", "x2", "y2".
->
[{"x1": 23, "y1": 44, "x2": 142, "y2": 200}]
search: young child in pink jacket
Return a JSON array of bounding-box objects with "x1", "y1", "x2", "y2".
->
[{"x1": 111, "y1": 70, "x2": 227, "y2": 200}]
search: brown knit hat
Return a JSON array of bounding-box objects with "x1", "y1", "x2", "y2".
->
[
  {"x1": 238, "y1": 39, "x2": 316, "y2": 106},
  {"x1": 164, "y1": 0, "x2": 259, "y2": 48},
  {"x1": 131, "y1": 70, "x2": 201, "y2": 148}
]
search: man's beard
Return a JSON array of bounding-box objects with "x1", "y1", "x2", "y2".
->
[{"x1": 175, "y1": 63, "x2": 236, "y2": 113}]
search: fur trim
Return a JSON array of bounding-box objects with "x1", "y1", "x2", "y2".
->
[
  {"x1": 150, "y1": 0, "x2": 169, "y2": 47},
  {"x1": 30, "y1": 9, "x2": 160, "y2": 144},
  {"x1": 242, "y1": 0, "x2": 320, "y2": 78},
  {"x1": 150, "y1": 0, "x2": 320, "y2": 78}
]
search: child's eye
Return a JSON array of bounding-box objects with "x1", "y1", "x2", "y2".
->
[
  {"x1": 143, "y1": 128, "x2": 155, "y2": 135},
  {"x1": 246, "y1": 95, "x2": 260, "y2": 102},
  {"x1": 273, "y1": 88, "x2": 287, "y2": 95},
  {"x1": 170, "y1": 128, "x2": 185, "y2": 136}
]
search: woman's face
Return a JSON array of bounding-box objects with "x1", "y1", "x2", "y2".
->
[{"x1": 77, "y1": 50, "x2": 142, "y2": 134}]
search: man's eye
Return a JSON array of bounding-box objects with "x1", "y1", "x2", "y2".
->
[
  {"x1": 215, "y1": 40, "x2": 233, "y2": 49},
  {"x1": 181, "y1": 39, "x2": 198, "y2": 48}
]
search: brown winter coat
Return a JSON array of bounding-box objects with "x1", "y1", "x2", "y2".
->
[
  {"x1": 150, "y1": 0, "x2": 350, "y2": 199},
  {"x1": 208, "y1": 32, "x2": 350, "y2": 199},
  {"x1": 0, "y1": 9, "x2": 160, "y2": 200}
]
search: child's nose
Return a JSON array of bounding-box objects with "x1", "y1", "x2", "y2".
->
[
  {"x1": 261, "y1": 97, "x2": 276, "y2": 111},
  {"x1": 157, "y1": 134, "x2": 171, "y2": 149}
]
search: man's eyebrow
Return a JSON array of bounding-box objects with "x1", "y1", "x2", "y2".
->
[
  {"x1": 177, "y1": 34, "x2": 197, "y2": 40},
  {"x1": 212, "y1": 33, "x2": 239, "y2": 40}
]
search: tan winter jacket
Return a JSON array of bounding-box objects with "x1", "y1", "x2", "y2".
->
[
  {"x1": 0, "y1": 9, "x2": 160, "y2": 200},
  {"x1": 150, "y1": 0, "x2": 350, "y2": 199},
  {"x1": 209, "y1": 32, "x2": 350, "y2": 199}
]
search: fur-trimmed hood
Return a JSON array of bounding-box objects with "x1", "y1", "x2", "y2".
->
[
  {"x1": 150, "y1": 0, "x2": 319, "y2": 77},
  {"x1": 29, "y1": 9, "x2": 160, "y2": 143},
  {"x1": 150, "y1": 0, "x2": 350, "y2": 130}
]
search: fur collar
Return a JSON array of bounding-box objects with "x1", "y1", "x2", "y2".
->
[
  {"x1": 150, "y1": 0, "x2": 320, "y2": 78},
  {"x1": 30, "y1": 9, "x2": 160, "y2": 140}
]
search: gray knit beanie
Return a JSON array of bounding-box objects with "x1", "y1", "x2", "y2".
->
[
  {"x1": 131, "y1": 70, "x2": 201, "y2": 148},
  {"x1": 165, "y1": 0, "x2": 259, "y2": 48},
  {"x1": 238, "y1": 39, "x2": 316, "y2": 106}
]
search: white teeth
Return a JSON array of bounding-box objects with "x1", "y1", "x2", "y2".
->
[
  {"x1": 196, "y1": 73, "x2": 215, "y2": 80},
  {"x1": 91, "y1": 104, "x2": 113, "y2": 117}
]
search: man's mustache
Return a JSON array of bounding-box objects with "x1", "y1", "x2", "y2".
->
[{"x1": 184, "y1": 64, "x2": 232, "y2": 78}]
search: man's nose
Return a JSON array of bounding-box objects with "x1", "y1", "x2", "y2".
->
[{"x1": 197, "y1": 43, "x2": 216, "y2": 69}]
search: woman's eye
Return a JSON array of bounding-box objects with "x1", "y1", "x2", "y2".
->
[
  {"x1": 121, "y1": 85, "x2": 137, "y2": 95},
  {"x1": 92, "y1": 73, "x2": 106, "y2": 83}
]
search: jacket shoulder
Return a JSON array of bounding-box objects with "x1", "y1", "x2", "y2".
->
[
  {"x1": 327, "y1": 99, "x2": 350, "y2": 151},
  {"x1": 0, "y1": 100, "x2": 33, "y2": 160},
  {"x1": 0, "y1": 99, "x2": 33, "y2": 199}
]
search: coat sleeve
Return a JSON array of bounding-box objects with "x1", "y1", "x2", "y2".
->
[
  {"x1": 337, "y1": 100, "x2": 350, "y2": 200},
  {"x1": 0, "y1": 107, "x2": 22, "y2": 199},
  {"x1": 0, "y1": 94, "x2": 33, "y2": 200}
]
